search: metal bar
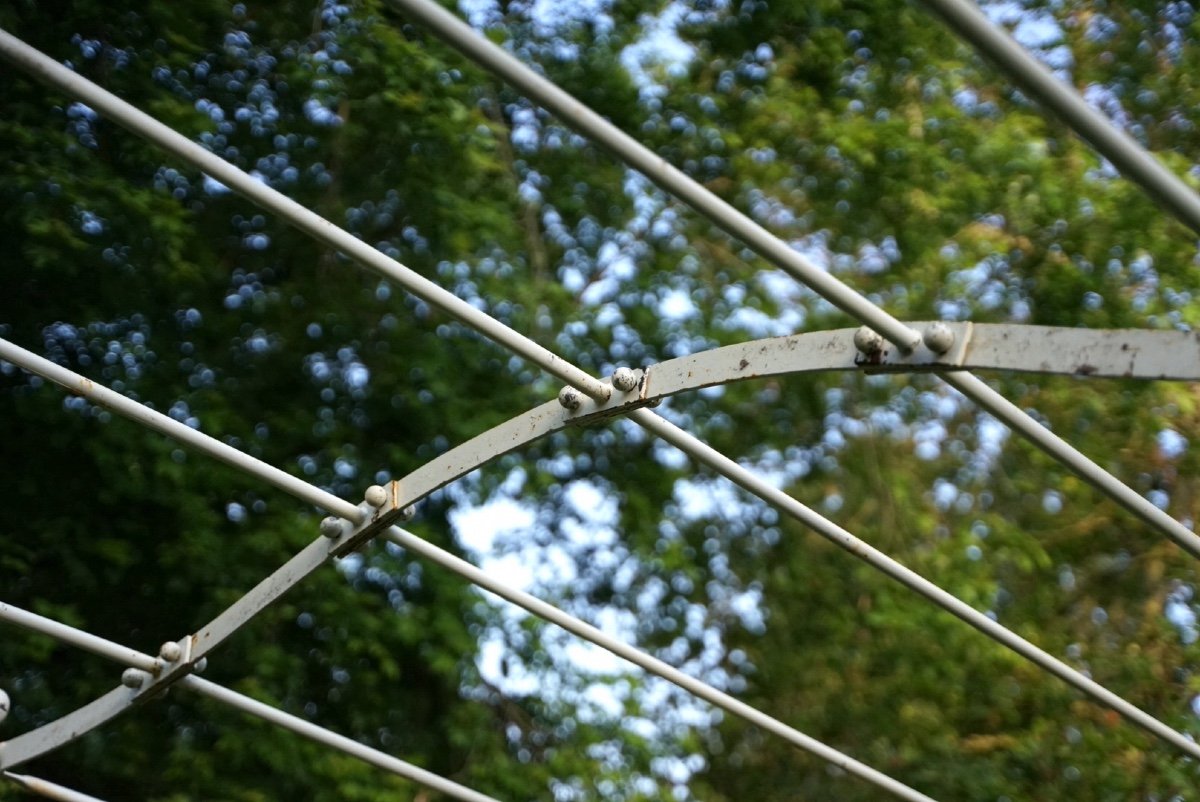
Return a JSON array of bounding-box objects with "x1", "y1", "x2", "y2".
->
[
  {"x1": 0, "y1": 340, "x2": 358, "y2": 521},
  {"x1": 0, "y1": 602, "x2": 157, "y2": 672},
  {"x1": 179, "y1": 677, "x2": 500, "y2": 802},
  {"x1": 190, "y1": 535, "x2": 339, "y2": 661},
  {"x1": 917, "y1": 0, "x2": 1200, "y2": 234},
  {"x1": 941, "y1": 371, "x2": 1200, "y2": 556},
  {"x1": 381, "y1": 526, "x2": 936, "y2": 802},
  {"x1": 3, "y1": 772, "x2": 107, "y2": 802},
  {"x1": 0, "y1": 28, "x2": 608, "y2": 403},
  {"x1": 626, "y1": 406, "x2": 1200, "y2": 761},
  {"x1": 0, "y1": 686, "x2": 138, "y2": 770},
  {"x1": 386, "y1": 0, "x2": 924, "y2": 351},
  {"x1": 0, "y1": 608, "x2": 499, "y2": 802}
]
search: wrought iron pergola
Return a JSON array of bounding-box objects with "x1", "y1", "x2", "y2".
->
[{"x1": 2, "y1": 1, "x2": 1199, "y2": 799}]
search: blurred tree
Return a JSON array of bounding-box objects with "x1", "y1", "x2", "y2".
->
[{"x1": 3, "y1": 0, "x2": 1200, "y2": 800}]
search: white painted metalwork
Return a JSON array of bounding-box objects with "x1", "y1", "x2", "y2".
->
[
  {"x1": 0, "y1": 604, "x2": 501, "y2": 802},
  {"x1": 383, "y1": 0, "x2": 1200, "y2": 563},
  {"x1": 0, "y1": 339, "x2": 937, "y2": 802},
  {"x1": 1, "y1": 4, "x2": 1198, "y2": 797},
  {"x1": 0, "y1": 29, "x2": 609, "y2": 404},
  {"x1": 917, "y1": 0, "x2": 1200, "y2": 234},
  {"x1": 3, "y1": 771, "x2": 106, "y2": 802},
  {"x1": 6, "y1": 325, "x2": 1200, "y2": 776}
]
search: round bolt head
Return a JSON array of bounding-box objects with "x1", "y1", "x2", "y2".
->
[
  {"x1": 121, "y1": 668, "x2": 145, "y2": 689},
  {"x1": 853, "y1": 326, "x2": 885, "y2": 355},
  {"x1": 160, "y1": 641, "x2": 182, "y2": 662},
  {"x1": 611, "y1": 367, "x2": 638, "y2": 393},
  {"x1": 0, "y1": 688, "x2": 9, "y2": 724},
  {"x1": 558, "y1": 386, "x2": 583, "y2": 411},
  {"x1": 364, "y1": 484, "x2": 388, "y2": 509},
  {"x1": 320, "y1": 516, "x2": 343, "y2": 538},
  {"x1": 923, "y1": 322, "x2": 955, "y2": 354},
  {"x1": 194, "y1": 657, "x2": 208, "y2": 674}
]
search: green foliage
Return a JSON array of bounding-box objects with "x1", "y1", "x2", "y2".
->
[{"x1": 3, "y1": 0, "x2": 1200, "y2": 800}]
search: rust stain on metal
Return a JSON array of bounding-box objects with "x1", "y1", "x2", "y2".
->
[{"x1": 738, "y1": 359, "x2": 749, "y2": 371}]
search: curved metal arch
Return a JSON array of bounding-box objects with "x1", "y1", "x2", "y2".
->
[
  {"x1": 4, "y1": 321, "x2": 1197, "y2": 778},
  {"x1": 381, "y1": 321, "x2": 1200, "y2": 529},
  {"x1": 0, "y1": 336, "x2": 940, "y2": 802}
]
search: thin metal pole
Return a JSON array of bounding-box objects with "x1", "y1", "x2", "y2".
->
[
  {"x1": 628, "y1": 407, "x2": 1200, "y2": 760},
  {"x1": 0, "y1": 28, "x2": 608, "y2": 404},
  {"x1": 0, "y1": 602, "x2": 158, "y2": 672},
  {"x1": 942, "y1": 372, "x2": 1200, "y2": 556},
  {"x1": 0, "y1": 606, "x2": 500, "y2": 802},
  {"x1": 381, "y1": 526, "x2": 936, "y2": 801},
  {"x1": 180, "y1": 677, "x2": 500, "y2": 802},
  {"x1": 0, "y1": 341, "x2": 933, "y2": 802},
  {"x1": 3, "y1": 772, "x2": 106, "y2": 802},
  {"x1": 388, "y1": 0, "x2": 1200, "y2": 557},
  {"x1": 387, "y1": 0, "x2": 924, "y2": 352},
  {"x1": 0, "y1": 339, "x2": 361, "y2": 523},
  {"x1": 917, "y1": 0, "x2": 1200, "y2": 234}
]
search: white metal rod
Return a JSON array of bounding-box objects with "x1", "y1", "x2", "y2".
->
[
  {"x1": 941, "y1": 372, "x2": 1200, "y2": 557},
  {"x1": 385, "y1": 0, "x2": 922, "y2": 352},
  {"x1": 3, "y1": 772, "x2": 106, "y2": 802},
  {"x1": 918, "y1": 0, "x2": 1200, "y2": 234},
  {"x1": 0, "y1": 28, "x2": 608, "y2": 403},
  {"x1": 0, "y1": 339, "x2": 361, "y2": 522},
  {"x1": 0, "y1": 602, "x2": 158, "y2": 672},
  {"x1": 627, "y1": 407, "x2": 1200, "y2": 761},
  {"x1": 0, "y1": 606, "x2": 500, "y2": 802},
  {"x1": 381, "y1": 526, "x2": 936, "y2": 802},
  {"x1": 179, "y1": 677, "x2": 500, "y2": 802}
]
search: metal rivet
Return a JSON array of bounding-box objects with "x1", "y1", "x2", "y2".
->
[
  {"x1": 121, "y1": 668, "x2": 145, "y2": 689},
  {"x1": 160, "y1": 641, "x2": 182, "y2": 662},
  {"x1": 0, "y1": 688, "x2": 9, "y2": 724},
  {"x1": 320, "y1": 516, "x2": 343, "y2": 538},
  {"x1": 194, "y1": 657, "x2": 208, "y2": 674},
  {"x1": 923, "y1": 322, "x2": 955, "y2": 354},
  {"x1": 364, "y1": 484, "x2": 387, "y2": 508},
  {"x1": 398, "y1": 505, "x2": 415, "y2": 522},
  {"x1": 558, "y1": 386, "x2": 583, "y2": 411},
  {"x1": 853, "y1": 326, "x2": 885, "y2": 355},
  {"x1": 611, "y1": 367, "x2": 638, "y2": 392}
]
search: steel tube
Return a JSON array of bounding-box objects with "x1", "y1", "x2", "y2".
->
[
  {"x1": 180, "y1": 677, "x2": 500, "y2": 802},
  {"x1": 0, "y1": 28, "x2": 609, "y2": 403},
  {"x1": 386, "y1": 0, "x2": 922, "y2": 352},
  {"x1": 627, "y1": 407, "x2": 1200, "y2": 761},
  {"x1": 0, "y1": 602, "x2": 158, "y2": 672},
  {"x1": 3, "y1": 772, "x2": 106, "y2": 802},
  {"x1": 382, "y1": 526, "x2": 936, "y2": 802},
  {"x1": 942, "y1": 372, "x2": 1200, "y2": 557},
  {"x1": 0, "y1": 339, "x2": 361, "y2": 522},
  {"x1": 918, "y1": 0, "x2": 1200, "y2": 234}
]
